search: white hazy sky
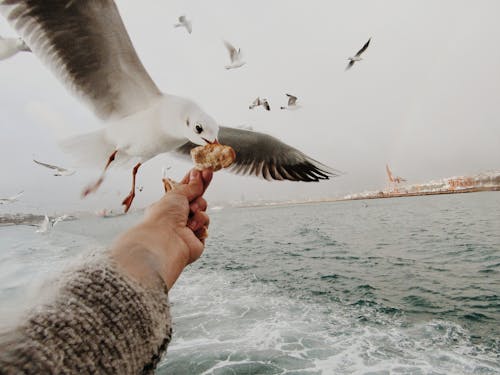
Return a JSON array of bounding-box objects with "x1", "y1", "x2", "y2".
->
[{"x1": 1, "y1": 0, "x2": 499, "y2": 214}]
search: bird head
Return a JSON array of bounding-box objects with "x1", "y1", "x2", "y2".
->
[{"x1": 184, "y1": 105, "x2": 219, "y2": 146}]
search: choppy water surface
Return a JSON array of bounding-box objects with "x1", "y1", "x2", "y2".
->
[{"x1": 1, "y1": 192, "x2": 499, "y2": 374}]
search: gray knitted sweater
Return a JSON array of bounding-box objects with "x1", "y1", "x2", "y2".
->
[{"x1": 0, "y1": 261, "x2": 172, "y2": 374}]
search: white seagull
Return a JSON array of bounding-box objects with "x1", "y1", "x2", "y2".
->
[
  {"x1": 0, "y1": 35, "x2": 30, "y2": 61},
  {"x1": 224, "y1": 40, "x2": 245, "y2": 70},
  {"x1": 174, "y1": 15, "x2": 192, "y2": 34},
  {"x1": 35, "y1": 215, "x2": 51, "y2": 234},
  {"x1": 52, "y1": 214, "x2": 69, "y2": 226},
  {"x1": 249, "y1": 97, "x2": 270, "y2": 111},
  {"x1": 280, "y1": 94, "x2": 300, "y2": 110},
  {"x1": 0, "y1": 191, "x2": 23, "y2": 205},
  {"x1": 1, "y1": 1, "x2": 338, "y2": 213},
  {"x1": 33, "y1": 159, "x2": 76, "y2": 176},
  {"x1": 346, "y1": 38, "x2": 371, "y2": 70}
]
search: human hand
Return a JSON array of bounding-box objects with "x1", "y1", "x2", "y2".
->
[{"x1": 111, "y1": 168, "x2": 213, "y2": 289}]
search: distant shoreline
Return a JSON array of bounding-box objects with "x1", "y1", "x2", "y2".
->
[{"x1": 233, "y1": 186, "x2": 499, "y2": 209}]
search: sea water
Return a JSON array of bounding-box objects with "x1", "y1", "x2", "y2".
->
[{"x1": 0, "y1": 192, "x2": 499, "y2": 374}]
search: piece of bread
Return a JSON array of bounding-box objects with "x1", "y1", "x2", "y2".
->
[{"x1": 190, "y1": 143, "x2": 236, "y2": 172}]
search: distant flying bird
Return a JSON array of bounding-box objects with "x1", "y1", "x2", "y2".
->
[
  {"x1": 0, "y1": 191, "x2": 23, "y2": 205},
  {"x1": 174, "y1": 15, "x2": 192, "y2": 34},
  {"x1": 33, "y1": 159, "x2": 75, "y2": 176},
  {"x1": 280, "y1": 94, "x2": 300, "y2": 110},
  {"x1": 1, "y1": 1, "x2": 337, "y2": 213},
  {"x1": 346, "y1": 38, "x2": 371, "y2": 70},
  {"x1": 249, "y1": 97, "x2": 270, "y2": 111},
  {"x1": 224, "y1": 40, "x2": 245, "y2": 70},
  {"x1": 52, "y1": 214, "x2": 69, "y2": 226},
  {"x1": 0, "y1": 35, "x2": 30, "y2": 60},
  {"x1": 35, "y1": 215, "x2": 50, "y2": 233}
]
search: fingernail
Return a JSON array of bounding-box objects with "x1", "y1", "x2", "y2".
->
[
  {"x1": 190, "y1": 169, "x2": 199, "y2": 181},
  {"x1": 189, "y1": 221, "x2": 197, "y2": 230},
  {"x1": 190, "y1": 202, "x2": 199, "y2": 212}
]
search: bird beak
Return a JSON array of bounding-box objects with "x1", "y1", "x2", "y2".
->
[{"x1": 202, "y1": 138, "x2": 219, "y2": 145}]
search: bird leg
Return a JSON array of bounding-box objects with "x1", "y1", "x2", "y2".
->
[
  {"x1": 122, "y1": 162, "x2": 142, "y2": 213},
  {"x1": 82, "y1": 150, "x2": 118, "y2": 197}
]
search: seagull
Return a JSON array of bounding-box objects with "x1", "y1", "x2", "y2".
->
[
  {"x1": 0, "y1": 35, "x2": 30, "y2": 61},
  {"x1": 35, "y1": 215, "x2": 50, "y2": 233},
  {"x1": 224, "y1": 40, "x2": 245, "y2": 70},
  {"x1": 52, "y1": 214, "x2": 69, "y2": 226},
  {"x1": 1, "y1": 1, "x2": 338, "y2": 213},
  {"x1": 346, "y1": 38, "x2": 371, "y2": 70},
  {"x1": 174, "y1": 15, "x2": 192, "y2": 34},
  {"x1": 280, "y1": 94, "x2": 300, "y2": 110},
  {"x1": 33, "y1": 159, "x2": 76, "y2": 176},
  {"x1": 0, "y1": 191, "x2": 23, "y2": 205},
  {"x1": 249, "y1": 97, "x2": 270, "y2": 111}
]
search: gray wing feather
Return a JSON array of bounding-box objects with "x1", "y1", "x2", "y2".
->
[
  {"x1": 0, "y1": 0, "x2": 161, "y2": 120},
  {"x1": 355, "y1": 38, "x2": 371, "y2": 57},
  {"x1": 175, "y1": 127, "x2": 340, "y2": 182}
]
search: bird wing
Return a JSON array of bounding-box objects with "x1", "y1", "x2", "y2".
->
[
  {"x1": 185, "y1": 20, "x2": 192, "y2": 34},
  {"x1": 286, "y1": 94, "x2": 297, "y2": 106},
  {"x1": 179, "y1": 15, "x2": 186, "y2": 23},
  {"x1": 263, "y1": 99, "x2": 271, "y2": 111},
  {"x1": 355, "y1": 38, "x2": 371, "y2": 57},
  {"x1": 0, "y1": 0, "x2": 161, "y2": 121},
  {"x1": 175, "y1": 126, "x2": 340, "y2": 182},
  {"x1": 223, "y1": 40, "x2": 238, "y2": 62},
  {"x1": 33, "y1": 159, "x2": 63, "y2": 171},
  {"x1": 345, "y1": 60, "x2": 355, "y2": 70}
]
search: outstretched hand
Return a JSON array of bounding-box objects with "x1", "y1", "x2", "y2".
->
[{"x1": 111, "y1": 168, "x2": 213, "y2": 289}]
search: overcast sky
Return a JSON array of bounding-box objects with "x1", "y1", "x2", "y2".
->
[{"x1": 1, "y1": 0, "x2": 499, "y2": 214}]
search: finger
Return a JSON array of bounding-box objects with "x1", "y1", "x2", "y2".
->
[
  {"x1": 175, "y1": 169, "x2": 204, "y2": 201},
  {"x1": 194, "y1": 226, "x2": 209, "y2": 242},
  {"x1": 189, "y1": 196, "x2": 207, "y2": 213},
  {"x1": 187, "y1": 210, "x2": 210, "y2": 232},
  {"x1": 201, "y1": 169, "x2": 213, "y2": 193}
]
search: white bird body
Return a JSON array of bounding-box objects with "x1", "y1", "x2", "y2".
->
[
  {"x1": 224, "y1": 41, "x2": 245, "y2": 70},
  {"x1": 66, "y1": 94, "x2": 216, "y2": 166},
  {"x1": 0, "y1": 37, "x2": 29, "y2": 60}
]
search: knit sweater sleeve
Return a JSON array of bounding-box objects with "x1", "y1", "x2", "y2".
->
[{"x1": 0, "y1": 259, "x2": 172, "y2": 374}]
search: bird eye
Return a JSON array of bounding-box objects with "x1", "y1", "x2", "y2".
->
[{"x1": 195, "y1": 124, "x2": 203, "y2": 134}]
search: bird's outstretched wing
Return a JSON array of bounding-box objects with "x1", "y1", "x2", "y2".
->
[
  {"x1": 175, "y1": 127, "x2": 340, "y2": 182},
  {"x1": 33, "y1": 159, "x2": 62, "y2": 171},
  {"x1": 0, "y1": 0, "x2": 161, "y2": 120},
  {"x1": 224, "y1": 41, "x2": 238, "y2": 62},
  {"x1": 286, "y1": 94, "x2": 298, "y2": 106},
  {"x1": 355, "y1": 38, "x2": 371, "y2": 57}
]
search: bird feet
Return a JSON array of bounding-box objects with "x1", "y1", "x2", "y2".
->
[
  {"x1": 121, "y1": 191, "x2": 135, "y2": 213},
  {"x1": 82, "y1": 177, "x2": 104, "y2": 198}
]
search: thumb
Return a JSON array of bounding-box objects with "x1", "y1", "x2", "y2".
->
[{"x1": 175, "y1": 169, "x2": 204, "y2": 201}]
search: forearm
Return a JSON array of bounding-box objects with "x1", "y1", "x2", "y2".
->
[{"x1": 0, "y1": 259, "x2": 172, "y2": 374}]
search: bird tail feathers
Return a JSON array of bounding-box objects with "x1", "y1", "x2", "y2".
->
[{"x1": 59, "y1": 130, "x2": 132, "y2": 169}]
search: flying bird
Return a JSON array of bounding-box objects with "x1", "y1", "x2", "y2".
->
[
  {"x1": 1, "y1": 1, "x2": 338, "y2": 212},
  {"x1": 346, "y1": 38, "x2": 371, "y2": 70},
  {"x1": 280, "y1": 94, "x2": 300, "y2": 110},
  {"x1": 174, "y1": 15, "x2": 192, "y2": 34},
  {"x1": 223, "y1": 40, "x2": 245, "y2": 70},
  {"x1": 0, "y1": 35, "x2": 30, "y2": 60},
  {"x1": 35, "y1": 215, "x2": 51, "y2": 234},
  {"x1": 0, "y1": 191, "x2": 23, "y2": 205},
  {"x1": 33, "y1": 159, "x2": 75, "y2": 176},
  {"x1": 249, "y1": 97, "x2": 270, "y2": 111}
]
